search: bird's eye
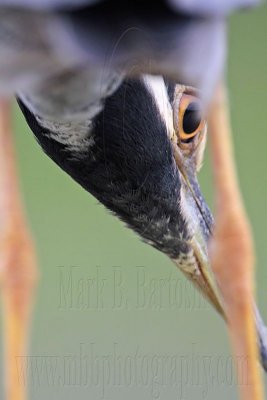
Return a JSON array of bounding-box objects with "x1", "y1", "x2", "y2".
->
[{"x1": 178, "y1": 94, "x2": 204, "y2": 143}]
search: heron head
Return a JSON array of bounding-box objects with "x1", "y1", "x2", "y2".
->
[{"x1": 18, "y1": 74, "x2": 223, "y2": 314}]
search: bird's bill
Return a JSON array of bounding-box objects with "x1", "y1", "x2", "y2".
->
[
  {"x1": 172, "y1": 228, "x2": 225, "y2": 317},
  {"x1": 171, "y1": 144, "x2": 225, "y2": 317},
  {"x1": 173, "y1": 236, "x2": 225, "y2": 317}
]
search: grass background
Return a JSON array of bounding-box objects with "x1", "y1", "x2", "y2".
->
[{"x1": 1, "y1": 4, "x2": 267, "y2": 399}]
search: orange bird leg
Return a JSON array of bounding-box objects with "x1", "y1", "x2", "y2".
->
[
  {"x1": 0, "y1": 100, "x2": 38, "y2": 400},
  {"x1": 208, "y1": 84, "x2": 264, "y2": 400}
]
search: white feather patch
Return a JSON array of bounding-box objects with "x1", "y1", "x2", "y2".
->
[{"x1": 143, "y1": 75, "x2": 173, "y2": 135}]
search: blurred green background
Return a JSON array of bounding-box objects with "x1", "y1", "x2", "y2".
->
[{"x1": 1, "y1": 4, "x2": 267, "y2": 400}]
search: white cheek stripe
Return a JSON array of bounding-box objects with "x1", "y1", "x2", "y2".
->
[
  {"x1": 142, "y1": 75, "x2": 173, "y2": 135},
  {"x1": 35, "y1": 115, "x2": 95, "y2": 154},
  {"x1": 19, "y1": 92, "x2": 96, "y2": 157}
]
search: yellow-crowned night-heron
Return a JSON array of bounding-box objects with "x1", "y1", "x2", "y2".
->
[{"x1": 0, "y1": 1, "x2": 265, "y2": 399}]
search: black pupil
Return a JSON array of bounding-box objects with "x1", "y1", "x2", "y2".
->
[{"x1": 182, "y1": 101, "x2": 202, "y2": 135}]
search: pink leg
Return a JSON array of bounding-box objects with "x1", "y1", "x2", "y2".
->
[
  {"x1": 208, "y1": 84, "x2": 264, "y2": 400},
  {"x1": 0, "y1": 100, "x2": 38, "y2": 400}
]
